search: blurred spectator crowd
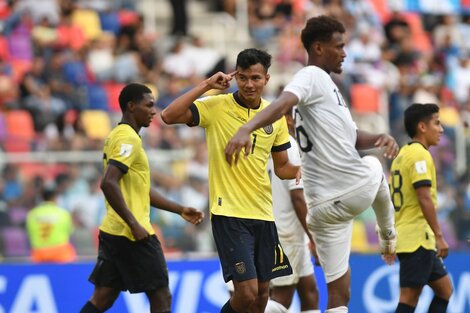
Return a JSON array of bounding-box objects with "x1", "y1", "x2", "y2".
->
[{"x1": 0, "y1": 0, "x2": 469, "y2": 261}]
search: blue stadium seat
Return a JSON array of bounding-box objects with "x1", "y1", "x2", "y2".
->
[{"x1": 86, "y1": 84, "x2": 109, "y2": 111}]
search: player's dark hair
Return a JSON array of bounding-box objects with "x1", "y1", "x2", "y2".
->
[
  {"x1": 118, "y1": 83, "x2": 152, "y2": 112},
  {"x1": 404, "y1": 103, "x2": 440, "y2": 138},
  {"x1": 301, "y1": 15, "x2": 345, "y2": 53},
  {"x1": 236, "y1": 48, "x2": 271, "y2": 72}
]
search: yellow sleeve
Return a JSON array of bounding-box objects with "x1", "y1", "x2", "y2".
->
[
  {"x1": 409, "y1": 152, "x2": 433, "y2": 189},
  {"x1": 272, "y1": 116, "x2": 290, "y2": 151},
  {"x1": 192, "y1": 95, "x2": 223, "y2": 128},
  {"x1": 107, "y1": 132, "x2": 141, "y2": 172}
]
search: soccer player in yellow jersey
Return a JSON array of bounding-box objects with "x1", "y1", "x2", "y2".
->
[
  {"x1": 161, "y1": 49, "x2": 299, "y2": 313},
  {"x1": 80, "y1": 83, "x2": 204, "y2": 313},
  {"x1": 391, "y1": 103, "x2": 453, "y2": 313}
]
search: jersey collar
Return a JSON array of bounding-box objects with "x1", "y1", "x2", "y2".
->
[
  {"x1": 233, "y1": 91, "x2": 261, "y2": 110},
  {"x1": 408, "y1": 141, "x2": 428, "y2": 150}
]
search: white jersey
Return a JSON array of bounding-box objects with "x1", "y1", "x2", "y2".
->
[
  {"x1": 267, "y1": 136, "x2": 308, "y2": 244},
  {"x1": 283, "y1": 65, "x2": 370, "y2": 205}
]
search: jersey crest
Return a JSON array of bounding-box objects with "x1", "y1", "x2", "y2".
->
[{"x1": 263, "y1": 124, "x2": 273, "y2": 134}]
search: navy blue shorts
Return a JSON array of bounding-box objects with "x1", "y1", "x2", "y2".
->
[
  {"x1": 211, "y1": 214, "x2": 292, "y2": 283},
  {"x1": 88, "y1": 231, "x2": 169, "y2": 293},
  {"x1": 397, "y1": 246, "x2": 448, "y2": 288}
]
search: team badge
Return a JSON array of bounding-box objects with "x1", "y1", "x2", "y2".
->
[
  {"x1": 263, "y1": 124, "x2": 273, "y2": 134},
  {"x1": 235, "y1": 262, "x2": 246, "y2": 274}
]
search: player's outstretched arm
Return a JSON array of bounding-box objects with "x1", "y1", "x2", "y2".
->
[
  {"x1": 225, "y1": 91, "x2": 298, "y2": 165},
  {"x1": 161, "y1": 71, "x2": 235, "y2": 125},
  {"x1": 149, "y1": 189, "x2": 204, "y2": 225},
  {"x1": 356, "y1": 130, "x2": 399, "y2": 159}
]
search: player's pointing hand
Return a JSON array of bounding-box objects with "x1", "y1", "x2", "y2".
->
[
  {"x1": 225, "y1": 125, "x2": 252, "y2": 165},
  {"x1": 206, "y1": 71, "x2": 237, "y2": 90}
]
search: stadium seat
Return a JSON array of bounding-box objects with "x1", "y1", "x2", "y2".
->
[
  {"x1": 8, "y1": 206, "x2": 28, "y2": 226},
  {"x1": 4, "y1": 110, "x2": 35, "y2": 139},
  {"x1": 350, "y1": 84, "x2": 380, "y2": 113},
  {"x1": 80, "y1": 110, "x2": 112, "y2": 140},
  {"x1": 103, "y1": 82, "x2": 126, "y2": 112},
  {"x1": 118, "y1": 10, "x2": 140, "y2": 27},
  {"x1": 99, "y1": 11, "x2": 120, "y2": 34},
  {"x1": 9, "y1": 59, "x2": 32, "y2": 83},
  {"x1": 1, "y1": 226, "x2": 30, "y2": 257},
  {"x1": 0, "y1": 35, "x2": 10, "y2": 61},
  {"x1": 364, "y1": 222, "x2": 379, "y2": 248},
  {"x1": 71, "y1": 9, "x2": 102, "y2": 41},
  {"x1": 0, "y1": 111, "x2": 7, "y2": 140},
  {"x1": 3, "y1": 110, "x2": 35, "y2": 152},
  {"x1": 86, "y1": 84, "x2": 109, "y2": 110},
  {"x1": 351, "y1": 220, "x2": 371, "y2": 253},
  {"x1": 368, "y1": 0, "x2": 390, "y2": 23},
  {"x1": 403, "y1": 13, "x2": 432, "y2": 53}
]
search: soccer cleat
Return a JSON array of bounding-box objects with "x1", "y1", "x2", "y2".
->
[{"x1": 376, "y1": 225, "x2": 397, "y2": 265}]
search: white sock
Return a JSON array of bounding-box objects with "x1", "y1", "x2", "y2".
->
[
  {"x1": 265, "y1": 299, "x2": 289, "y2": 313},
  {"x1": 372, "y1": 175, "x2": 395, "y2": 235},
  {"x1": 325, "y1": 306, "x2": 348, "y2": 312},
  {"x1": 301, "y1": 310, "x2": 321, "y2": 313}
]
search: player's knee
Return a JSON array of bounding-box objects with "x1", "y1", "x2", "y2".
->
[
  {"x1": 150, "y1": 286, "x2": 172, "y2": 309},
  {"x1": 436, "y1": 284, "x2": 453, "y2": 301},
  {"x1": 90, "y1": 289, "x2": 120, "y2": 311},
  {"x1": 328, "y1": 287, "x2": 350, "y2": 306},
  {"x1": 233, "y1": 284, "x2": 258, "y2": 306}
]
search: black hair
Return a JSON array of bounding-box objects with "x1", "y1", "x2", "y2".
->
[
  {"x1": 42, "y1": 187, "x2": 56, "y2": 201},
  {"x1": 236, "y1": 48, "x2": 271, "y2": 72},
  {"x1": 404, "y1": 103, "x2": 440, "y2": 138},
  {"x1": 301, "y1": 15, "x2": 346, "y2": 53},
  {"x1": 118, "y1": 83, "x2": 152, "y2": 112}
]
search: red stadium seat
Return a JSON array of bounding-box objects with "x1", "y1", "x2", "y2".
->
[
  {"x1": 103, "y1": 82, "x2": 126, "y2": 112},
  {"x1": 0, "y1": 35, "x2": 10, "y2": 61},
  {"x1": 9, "y1": 59, "x2": 32, "y2": 83},
  {"x1": 350, "y1": 84, "x2": 380, "y2": 113},
  {"x1": 3, "y1": 110, "x2": 36, "y2": 152}
]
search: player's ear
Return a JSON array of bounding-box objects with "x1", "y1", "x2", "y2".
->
[
  {"x1": 127, "y1": 101, "x2": 136, "y2": 112},
  {"x1": 265, "y1": 73, "x2": 270, "y2": 85},
  {"x1": 417, "y1": 121, "x2": 426, "y2": 133}
]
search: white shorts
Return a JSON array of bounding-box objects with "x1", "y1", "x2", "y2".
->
[
  {"x1": 270, "y1": 242, "x2": 314, "y2": 287},
  {"x1": 307, "y1": 156, "x2": 383, "y2": 283}
]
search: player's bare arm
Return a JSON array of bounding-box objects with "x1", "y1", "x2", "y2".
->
[
  {"x1": 416, "y1": 186, "x2": 449, "y2": 258},
  {"x1": 355, "y1": 129, "x2": 399, "y2": 159},
  {"x1": 101, "y1": 164, "x2": 149, "y2": 241},
  {"x1": 161, "y1": 71, "x2": 236, "y2": 125},
  {"x1": 149, "y1": 189, "x2": 204, "y2": 225},
  {"x1": 271, "y1": 150, "x2": 301, "y2": 181},
  {"x1": 225, "y1": 91, "x2": 298, "y2": 165}
]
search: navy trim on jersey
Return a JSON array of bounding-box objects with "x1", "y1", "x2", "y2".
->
[
  {"x1": 271, "y1": 142, "x2": 291, "y2": 152},
  {"x1": 109, "y1": 159, "x2": 129, "y2": 173},
  {"x1": 413, "y1": 180, "x2": 432, "y2": 189},
  {"x1": 233, "y1": 91, "x2": 261, "y2": 110},
  {"x1": 408, "y1": 141, "x2": 428, "y2": 150},
  {"x1": 189, "y1": 103, "x2": 200, "y2": 126}
]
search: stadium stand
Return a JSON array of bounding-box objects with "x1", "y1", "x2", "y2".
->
[{"x1": 0, "y1": 0, "x2": 469, "y2": 260}]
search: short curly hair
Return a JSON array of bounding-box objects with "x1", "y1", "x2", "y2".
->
[{"x1": 301, "y1": 15, "x2": 346, "y2": 53}]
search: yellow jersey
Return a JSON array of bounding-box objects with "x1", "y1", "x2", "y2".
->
[
  {"x1": 191, "y1": 92, "x2": 290, "y2": 221},
  {"x1": 389, "y1": 142, "x2": 437, "y2": 253},
  {"x1": 99, "y1": 123, "x2": 155, "y2": 240},
  {"x1": 26, "y1": 202, "x2": 73, "y2": 249}
]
